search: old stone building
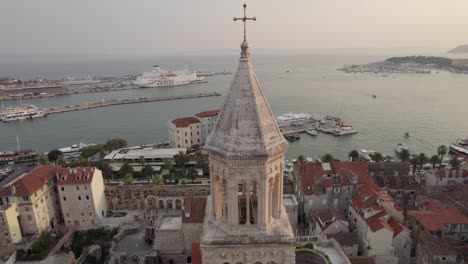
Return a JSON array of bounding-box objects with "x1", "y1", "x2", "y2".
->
[{"x1": 200, "y1": 5, "x2": 296, "y2": 263}]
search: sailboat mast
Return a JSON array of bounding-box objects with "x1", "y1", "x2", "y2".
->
[{"x1": 16, "y1": 136, "x2": 20, "y2": 152}]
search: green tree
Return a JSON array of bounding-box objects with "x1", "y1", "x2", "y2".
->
[
  {"x1": 398, "y1": 149, "x2": 411, "y2": 162},
  {"x1": 322, "y1": 154, "x2": 335, "y2": 163},
  {"x1": 92, "y1": 160, "x2": 113, "y2": 182},
  {"x1": 297, "y1": 155, "x2": 306, "y2": 163},
  {"x1": 104, "y1": 138, "x2": 128, "y2": 152},
  {"x1": 348, "y1": 150, "x2": 360, "y2": 162},
  {"x1": 38, "y1": 154, "x2": 49, "y2": 165},
  {"x1": 118, "y1": 162, "x2": 134, "y2": 178},
  {"x1": 449, "y1": 157, "x2": 462, "y2": 169},
  {"x1": 175, "y1": 151, "x2": 189, "y2": 178},
  {"x1": 430, "y1": 155, "x2": 440, "y2": 170},
  {"x1": 371, "y1": 152, "x2": 384, "y2": 163},
  {"x1": 437, "y1": 145, "x2": 448, "y2": 168},
  {"x1": 47, "y1": 149, "x2": 63, "y2": 163},
  {"x1": 123, "y1": 173, "x2": 134, "y2": 185},
  {"x1": 187, "y1": 167, "x2": 198, "y2": 183},
  {"x1": 418, "y1": 153, "x2": 429, "y2": 170},
  {"x1": 152, "y1": 174, "x2": 164, "y2": 185},
  {"x1": 141, "y1": 164, "x2": 154, "y2": 184},
  {"x1": 410, "y1": 156, "x2": 418, "y2": 174},
  {"x1": 164, "y1": 158, "x2": 174, "y2": 181},
  {"x1": 80, "y1": 144, "x2": 105, "y2": 159}
]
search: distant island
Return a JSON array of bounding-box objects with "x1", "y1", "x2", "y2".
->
[
  {"x1": 338, "y1": 56, "x2": 468, "y2": 74},
  {"x1": 448, "y1": 45, "x2": 468, "y2": 53}
]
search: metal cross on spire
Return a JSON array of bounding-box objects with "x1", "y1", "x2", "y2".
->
[{"x1": 233, "y1": 3, "x2": 256, "y2": 42}]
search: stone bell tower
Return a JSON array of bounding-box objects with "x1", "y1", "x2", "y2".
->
[{"x1": 200, "y1": 4, "x2": 296, "y2": 264}]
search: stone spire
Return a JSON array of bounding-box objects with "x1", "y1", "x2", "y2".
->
[{"x1": 204, "y1": 4, "x2": 288, "y2": 158}]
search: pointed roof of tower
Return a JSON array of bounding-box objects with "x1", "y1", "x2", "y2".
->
[{"x1": 204, "y1": 41, "x2": 288, "y2": 158}]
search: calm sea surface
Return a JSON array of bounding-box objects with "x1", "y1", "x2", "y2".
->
[{"x1": 1, "y1": 52, "x2": 467, "y2": 160}]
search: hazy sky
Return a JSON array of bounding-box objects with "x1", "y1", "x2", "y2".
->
[{"x1": 1, "y1": 0, "x2": 467, "y2": 55}]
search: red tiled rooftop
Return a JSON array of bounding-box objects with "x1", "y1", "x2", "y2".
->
[
  {"x1": 435, "y1": 169, "x2": 468, "y2": 178},
  {"x1": 387, "y1": 217, "x2": 406, "y2": 238},
  {"x1": 195, "y1": 109, "x2": 220, "y2": 118},
  {"x1": 171, "y1": 117, "x2": 200, "y2": 128},
  {"x1": 0, "y1": 165, "x2": 65, "y2": 197},
  {"x1": 182, "y1": 196, "x2": 207, "y2": 224},
  {"x1": 56, "y1": 167, "x2": 96, "y2": 185},
  {"x1": 366, "y1": 211, "x2": 392, "y2": 232},
  {"x1": 299, "y1": 161, "x2": 377, "y2": 195},
  {"x1": 408, "y1": 207, "x2": 468, "y2": 232}
]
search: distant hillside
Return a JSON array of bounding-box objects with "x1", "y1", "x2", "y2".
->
[{"x1": 448, "y1": 45, "x2": 468, "y2": 53}]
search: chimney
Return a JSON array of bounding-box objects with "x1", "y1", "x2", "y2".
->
[{"x1": 10, "y1": 186, "x2": 16, "y2": 196}]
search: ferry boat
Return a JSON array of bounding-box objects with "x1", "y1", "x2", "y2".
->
[
  {"x1": 195, "y1": 71, "x2": 215, "y2": 77},
  {"x1": 1, "y1": 105, "x2": 47, "y2": 122},
  {"x1": 449, "y1": 138, "x2": 468, "y2": 158},
  {"x1": 133, "y1": 65, "x2": 204, "y2": 87},
  {"x1": 276, "y1": 113, "x2": 313, "y2": 123},
  {"x1": 58, "y1": 142, "x2": 96, "y2": 157},
  {"x1": 0, "y1": 149, "x2": 38, "y2": 165},
  {"x1": 64, "y1": 76, "x2": 101, "y2": 86}
]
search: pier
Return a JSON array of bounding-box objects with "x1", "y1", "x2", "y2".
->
[{"x1": 45, "y1": 92, "x2": 221, "y2": 115}]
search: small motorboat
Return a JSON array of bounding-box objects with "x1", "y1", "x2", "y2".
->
[
  {"x1": 404, "y1": 132, "x2": 410, "y2": 138},
  {"x1": 306, "y1": 130, "x2": 319, "y2": 136},
  {"x1": 284, "y1": 133, "x2": 300, "y2": 142}
]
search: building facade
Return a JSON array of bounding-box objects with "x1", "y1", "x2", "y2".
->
[
  {"x1": 195, "y1": 110, "x2": 220, "y2": 144},
  {"x1": 57, "y1": 167, "x2": 108, "y2": 230},
  {"x1": 168, "y1": 117, "x2": 202, "y2": 148}
]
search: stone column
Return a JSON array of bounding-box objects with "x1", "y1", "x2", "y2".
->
[
  {"x1": 227, "y1": 180, "x2": 239, "y2": 226},
  {"x1": 245, "y1": 181, "x2": 251, "y2": 226}
]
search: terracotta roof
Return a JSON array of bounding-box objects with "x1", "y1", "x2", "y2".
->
[
  {"x1": 349, "y1": 257, "x2": 376, "y2": 264},
  {"x1": 438, "y1": 184, "x2": 468, "y2": 216},
  {"x1": 299, "y1": 161, "x2": 375, "y2": 195},
  {"x1": 408, "y1": 207, "x2": 468, "y2": 231},
  {"x1": 387, "y1": 217, "x2": 406, "y2": 238},
  {"x1": 419, "y1": 231, "x2": 458, "y2": 256},
  {"x1": 182, "y1": 196, "x2": 207, "y2": 224},
  {"x1": 367, "y1": 162, "x2": 410, "y2": 176},
  {"x1": 365, "y1": 211, "x2": 392, "y2": 232},
  {"x1": 195, "y1": 109, "x2": 220, "y2": 118},
  {"x1": 312, "y1": 208, "x2": 347, "y2": 230},
  {"x1": 191, "y1": 243, "x2": 201, "y2": 264},
  {"x1": 56, "y1": 167, "x2": 96, "y2": 185},
  {"x1": 171, "y1": 117, "x2": 200, "y2": 128},
  {"x1": 328, "y1": 232, "x2": 359, "y2": 245},
  {"x1": 435, "y1": 169, "x2": 468, "y2": 178},
  {"x1": 0, "y1": 165, "x2": 64, "y2": 197}
]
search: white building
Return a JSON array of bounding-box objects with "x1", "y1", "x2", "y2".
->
[
  {"x1": 103, "y1": 147, "x2": 186, "y2": 172},
  {"x1": 57, "y1": 167, "x2": 108, "y2": 230},
  {"x1": 423, "y1": 169, "x2": 468, "y2": 187},
  {"x1": 168, "y1": 117, "x2": 202, "y2": 148},
  {"x1": 195, "y1": 110, "x2": 220, "y2": 144}
]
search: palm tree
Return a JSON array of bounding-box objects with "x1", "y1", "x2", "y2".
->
[
  {"x1": 398, "y1": 149, "x2": 411, "y2": 162},
  {"x1": 371, "y1": 152, "x2": 384, "y2": 163},
  {"x1": 123, "y1": 173, "x2": 134, "y2": 185},
  {"x1": 348, "y1": 150, "x2": 360, "y2": 162},
  {"x1": 163, "y1": 158, "x2": 174, "y2": 181},
  {"x1": 187, "y1": 167, "x2": 198, "y2": 183},
  {"x1": 437, "y1": 145, "x2": 448, "y2": 168},
  {"x1": 138, "y1": 156, "x2": 146, "y2": 171},
  {"x1": 410, "y1": 156, "x2": 418, "y2": 175},
  {"x1": 152, "y1": 174, "x2": 164, "y2": 185},
  {"x1": 119, "y1": 162, "x2": 134, "y2": 178},
  {"x1": 418, "y1": 153, "x2": 429, "y2": 170},
  {"x1": 322, "y1": 154, "x2": 335, "y2": 163},
  {"x1": 141, "y1": 164, "x2": 154, "y2": 184},
  {"x1": 297, "y1": 155, "x2": 306, "y2": 163},
  {"x1": 449, "y1": 157, "x2": 462, "y2": 169},
  {"x1": 175, "y1": 151, "x2": 189, "y2": 178},
  {"x1": 429, "y1": 155, "x2": 440, "y2": 170}
]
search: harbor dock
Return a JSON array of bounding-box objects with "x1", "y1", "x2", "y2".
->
[{"x1": 45, "y1": 92, "x2": 221, "y2": 115}]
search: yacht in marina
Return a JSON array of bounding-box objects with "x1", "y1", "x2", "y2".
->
[
  {"x1": 1, "y1": 104, "x2": 47, "y2": 122},
  {"x1": 276, "y1": 113, "x2": 313, "y2": 123},
  {"x1": 58, "y1": 142, "x2": 96, "y2": 157},
  {"x1": 133, "y1": 65, "x2": 204, "y2": 87},
  {"x1": 449, "y1": 138, "x2": 468, "y2": 158}
]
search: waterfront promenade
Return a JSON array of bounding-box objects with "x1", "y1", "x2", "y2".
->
[{"x1": 45, "y1": 92, "x2": 221, "y2": 115}]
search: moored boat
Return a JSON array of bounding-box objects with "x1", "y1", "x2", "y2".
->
[
  {"x1": 449, "y1": 138, "x2": 468, "y2": 158},
  {"x1": 306, "y1": 130, "x2": 319, "y2": 136}
]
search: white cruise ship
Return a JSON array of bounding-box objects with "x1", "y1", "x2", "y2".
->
[
  {"x1": 133, "y1": 65, "x2": 204, "y2": 87},
  {"x1": 64, "y1": 76, "x2": 101, "y2": 86},
  {"x1": 1, "y1": 105, "x2": 47, "y2": 122}
]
